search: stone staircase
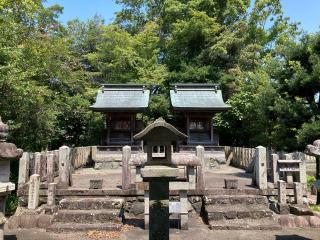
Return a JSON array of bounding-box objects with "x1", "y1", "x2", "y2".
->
[
  {"x1": 47, "y1": 197, "x2": 124, "y2": 232},
  {"x1": 203, "y1": 195, "x2": 281, "y2": 230}
]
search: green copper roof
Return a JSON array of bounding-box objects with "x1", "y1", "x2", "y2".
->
[
  {"x1": 90, "y1": 84, "x2": 150, "y2": 112},
  {"x1": 170, "y1": 84, "x2": 231, "y2": 112}
]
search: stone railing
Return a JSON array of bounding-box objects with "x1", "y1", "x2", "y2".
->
[
  {"x1": 225, "y1": 146, "x2": 317, "y2": 176},
  {"x1": 18, "y1": 146, "x2": 92, "y2": 187}
]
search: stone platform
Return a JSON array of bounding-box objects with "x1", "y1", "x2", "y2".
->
[{"x1": 70, "y1": 165, "x2": 254, "y2": 190}]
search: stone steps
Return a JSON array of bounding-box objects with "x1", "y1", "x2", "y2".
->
[
  {"x1": 204, "y1": 195, "x2": 268, "y2": 206},
  {"x1": 203, "y1": 195, "x2": 281, "y2": 230},
  {"x1": 59, "y1": 197, "x2": 124, "y2": 210},
  {"x1": 205, "y1": 205, "x2": 273, "y2": 221},
  {"x1": 208, "y1": 218, "x2": 281, "y2": 230},
  {"x1": 53, "y1": 209, "x2": 121, "y2": 223},
  {"x1": 47, "y1": 222, "x2": 123, "y2": 233}
]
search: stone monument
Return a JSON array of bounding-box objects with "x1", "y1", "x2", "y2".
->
[
  {"x1": 0, "y1": 117, "x2": 23, "y2": 240},
  {"x1": 133, "y1": 118, "x2": 188, "y2": 240},
  {"x1": 305, "y1": 140, "x2": 320, "y2": 204}
]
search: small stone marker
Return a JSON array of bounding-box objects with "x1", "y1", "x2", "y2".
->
[
  {"x1": 196, "y1": 145, "x2": 205, "y2": 191},
  {"x1": 18, "y1": 152, "x2": 30, "y2": 187},
  {"x1": 47, "y1": 154, "x2": 55, "y2": 184},
  {"x1": 28, "y1": 174, "x2": 40, "y2": 210},
  {"x1": 34, "y1": 152, "x2": 41, "y2": 176},
  {"x1": 122, "y1": 146, "x2": 131, "y2": 190},
  {"x1": 224, "y1": 179, "x2": 238, "y2": 189},
  {"x1": 278, "y1": 180, "x2": 286, "y2": 204},
  {"x1": 47, "y1": 183, "x2": 57, "y2": 206},
  {"x1": 294, "y1": 182, "x2": 303, "y2": 205},
  {"x1": 255, "y1": 146, "x2": 267, "y2": 190},
  {"x1": 90, "y1": 179, "x2": 103, "y2": 189},
  {"x1": 58, "y1": 146, "x2": 71, "y2": 188}
]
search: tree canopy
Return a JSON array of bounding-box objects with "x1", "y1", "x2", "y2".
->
[{"x1": 0, "y1": 0, "x2": 319, "y2": 151}]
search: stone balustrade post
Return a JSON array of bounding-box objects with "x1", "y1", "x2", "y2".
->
[
  {"x1": 122, "y1": 146, "x2": 131, "y2": 190},
  {"x1": 255, "y1": 146, "x2": 267, "y2": 190},
  {"x1": 144, "y1": 190, "x2": 149, "y2": 230},
  {"x1": 47, "y1": 183, "x2": 57, "y2": 206},
  {"x1": 196, "y1": 145, "x2": 205, "y2": 191},
  {"x1": 28, "y1": 174, "x2": 40, "y2": 209},
  {"x1": 271, "y1": 153, "x2": 279, "y2": 185},
  {"x1": 294, "y1": 182, "x2": 303, "y2": 205},
  {"x1": 18, "y1": 152, "x2": 30, "y2": 187},
  {"x1": 58, "y1": 146, "x2": 71, "y2": 188},
  {"x1": 34, "y1": 152, "x2": 41, "y2": 176},
  {"x1": 278, "y1": 180, "x2": 286, "y2": 204},
  {"x1": 47, "y1": 154, "x2": 55, "y2": 184},
  {"x1": 180, "y1": 190, "x2": 188, "y2": 230}
]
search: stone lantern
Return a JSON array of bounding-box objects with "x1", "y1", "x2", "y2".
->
[
  {"x1": 0, "y1": 117, "x2": 23, "y2": 240},
  {"x1": 133, "y1": 118, "x2": 188, "y2": 240}
]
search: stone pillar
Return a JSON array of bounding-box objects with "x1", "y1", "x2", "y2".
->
[
  {"x1": 58, "y1": 146, "x2": 71, "y2": 188},
  {"x1": 271, "y1": 153, "x2": 279, "y2": 185},
  {"x1": 187, "y1": 166, "x2": 196, "y2": 189},
  {"x1": 149, "y1": 180, "x2": 169, "y2": 240},
  {"x1": 180, "y1": 190, "x2": 188, "y2": 230},
  {"x1": 144, "y1": 190, "x2": 149, "y2": 230},
  {"x1": 255, "y1": 146, "x2": 267, "y2": 190},
  {"x1": 297, "y1": 153, "x2": 307, "y2": 185},
  {"x1": 278, "y1": 180, "x2": 286, "y2": 204},
  {"x1": 122, "y1": 146, "x2": 131, "y2": 190},
  {"x1": 284, "y1": 154, "x2": 293, "y2": 183},
  {"x1": 294, "y1": 182, "x2": 303, "y2": 205},
  {"x1": 18, "y1": 152, "x2": 30, "y2": 187},
  {"x1": 28, "y1": 174, "x2": 40, "y2": 210},
  {"x1": 196, "y1": 145, "x2": 205, "y2": 191},
  {"x1": 34, "y1": 152, "x2": 41, "y2": 176},
  {"x1": 47, "y1": 183, "x2": 56, "y2": 206},
  {"x1": 135, "y1": 166, "x2": 144, "y2": 194},
  {"x1": 47, "y1": 154, "x2": 55, "y2": 184}
]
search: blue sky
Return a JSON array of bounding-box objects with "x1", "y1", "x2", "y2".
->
[{"x1": 44, "y1": 0, "x2": 320, "y2": 33}]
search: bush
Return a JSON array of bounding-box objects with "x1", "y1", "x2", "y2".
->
[{"x1": 307, "y1": 175, "x2": 316, "y2": 192}]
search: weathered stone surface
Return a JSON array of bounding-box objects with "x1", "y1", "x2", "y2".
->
[
  {"x1": 278, "y1": 215, "x2": 296, "y2": 228},
  {"x1": 224, "y1": 179, "x2": 238, "y2": 189},
  {"x1": 47, "y1": 183, "x2": 57, "y2": 206},
  {"x1": 18, "y1": 152, "x2": 30, "y2": 187},
  {"x1": 89, "y1": 179, "x2": 103, "y2": 189},
  {"x1": 278, "y1": 180, "x2": 286, "y2": 204},
  {"x1": 7, "y1": 215, "x2": 20, "y2": 229},
  {"x1": 46, "y1": 154, "x2": 55, "y2": 184},
  {"x1": 289, "y1": 205, "x2": 313, "y2": 216},
  {"x1": 254, "y1": 146, "x2": 267, "y2": 190},
  {"x1": 0, "y1": 142, "x2": 23, "y2": 160},
  {"x1": 59, "y1": 198, "x2": 124, "y2": 210},
  {"x1": 130, "y1": 201, "x2": 144, "y2": 215},
  {"x1": 28, "y1": 174, "x2": 40, "y2": 210},
  {"x1": 294, "y1": 216, "x2": 310, "y2": 228},
  {"x1": 309, "y1": 216, "x2": 320, "y2": 227},
  {"x1": 58, "y1": 146, "x2": 71, "y2": 188},
  {"x1": 277, "y1": 203, "x2": 290, "y2": 215},
  {"x1": 141, "y1": 166, "x2": 179, "y2": 178},
  {"x1": 54, "y1": 210, "x2": 121, "y2": 223},
  {"x1": 19, "y1": 214, "x2": 38, "y2": 228},
  {"x1": 37, "y1": 214, "x2": 53, "y2": 228},
  {"x1": 122, "y1": 146, "x2": 131, "y2": 190},
  {"x1": 47, "y1": 222, "x2": 122, "y2": 233}
]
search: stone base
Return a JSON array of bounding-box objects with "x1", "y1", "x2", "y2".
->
[
  {"x1": 90, "y1": 180, "x2": 103, "y2": 189},
  {"x1": 224, "y1": 179, "x2": 238, "y2": 189},
  {"x1": 94, "y1": 161, "x2": 121, "y2": 170}
]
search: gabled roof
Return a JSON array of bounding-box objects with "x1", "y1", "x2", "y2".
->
[
  {"x1": 133, "y1": 118, "x2": 187, "y2": 141},
  {"x1": 90, "y1": 84, "x2": 150, "y2": 112},
  {"x1": 170, "y1": 84, "x2": 231, "y2": 112}
]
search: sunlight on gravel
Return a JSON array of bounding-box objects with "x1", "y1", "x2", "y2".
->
[{"x1": 85, "y1": 224, "x2": 134, "y2": 239}]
